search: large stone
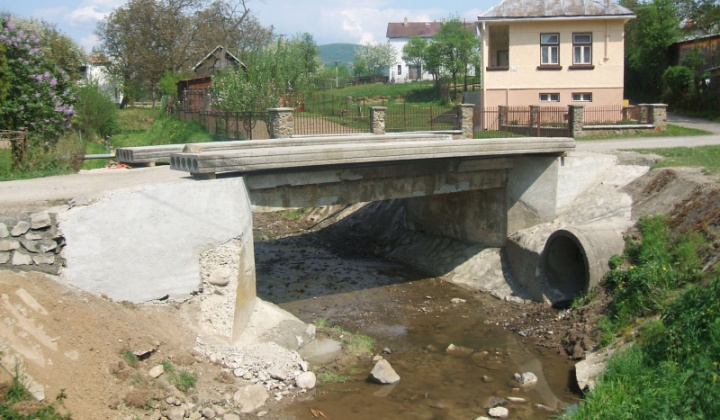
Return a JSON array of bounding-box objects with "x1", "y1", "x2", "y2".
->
[
  {"x1": 0, "y1": 223, "x2": 8, "y2": 238},
  {"x1": 21, "y1": 239, "x2": 57, "y2": 254},
  {"x1": 10, "y1": 221, "x2": 30, "y2": 237},
  {"x1": 208, "y1": 266, "x2": 233, "y2": 286},
  {"x1": 12, "y1": 251, "x2": 33, "y2": 265},
  {"x1": 0, "y1": 239, "x2": 20, "y2": 252},
  {"x1": 488, "y1": 406, "x2": 509, "y2": 418},
  {"x1": 30, "y1": 211, "x2": 51, "y2": 229},
  {"x1": 514, "y1": 372, "x2": 538, "y2": 389},
  {"x1": 446, "y1": 343, "x2": 474, "y2": 356},
  {"x1": 32, "y1": 254, "x2": 55, "y2": 265},
  {"x1": 233, "y1": 384, "x2": 268, "y2": 413},
  {"x1": 295, "y1": 371, "x2": 316, "y2": 389},
  {"x1": 0, "y1": 252, "x2": 9, "y2": 264},
  {"x1": 369, "y1": 359, "x2": 400, "y2": 384}
]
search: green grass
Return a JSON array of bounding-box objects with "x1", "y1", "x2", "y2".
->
[
  {"x1": 108, "y1": 114, "x2": 216, "y2": 148},
  {"x1": 121, "y1": 350, "x2": 139, "y2": 368},
  {"x1": 563, "y1": 215, "x2": 719, "y2": 419},
  {"x1": 0, "y1": 366, "x2": 71, "y2": 419},
  {"x1": 282, "y1": 208, "x2": 307, "y2": 220},
  {"x1": 637, "y1": 145, "x2": 720, "y2": 174},
  {"x1": 161, "y1": 360, "x2": 197, "y2": 393},
  {"x1": 577, "y1": 123, "x2": 710, "y2": 140},
  {"x1": 81, "y1": 141, "x2": 111, "y2": 170}
]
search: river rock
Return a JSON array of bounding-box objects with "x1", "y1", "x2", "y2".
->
[
  {"x1": 295, "y1": 371, "x2": 316, "y2": 389},
  {"x1": 446, "y1": 343, "x2": 474, "y2": 356},
  {"x1": 10, "y1": 221, "x2": 30, "y2": 237},
  {"x1": 0, "y1": 223, "x2": 8, "y2": 238},
  {"x1": 233, "y1": 384, "x2": 268, "y2": 413},
  {"x1": 148, "y1": 365, "x2": 164, "y2": 378},
  {"x1": 21, "y1": 239, "x2": 57, "y2": 254},
  {"x1": 208, "y1": 266, "x2": 233, "y2": 286},
  {"x1": 32, "y1": 254, "x2": 55, "y2": 265},
  {"x1": 488, "y1": 406, "x2": 509, "y2": 418},
  {"x1": 369, "y1": 359, "x2": 400, "y2": 384},
  {"x1": 507, "y1": 396, "x2": 527, "y2": 403},
  {"x1": 450, "y1": 298, "x2": 466, "y2": 304},
  {"x1": 514, "y1": 372, "x2": 538, "y2": 388},
  {"x1": 484, "y1": 396, "x2": 507, "y2": 409},
  {"x1": 30, "y1": 211, "x2": 51, "y2": 229},
  {"x1": 0, "y1": 239, "x2": 19, "y2": 252},
  {"x1": 12, "y1": 251, "x2": 32, "y2": 265},
  {"x1": 164, "y1": 407, "x2": 185, "y2": 420}
]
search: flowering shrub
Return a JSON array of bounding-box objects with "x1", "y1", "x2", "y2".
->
[{"x1": 0, "y1": 16, "x2": 76, "y2": 147}]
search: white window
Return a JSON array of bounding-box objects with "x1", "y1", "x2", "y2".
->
[
  {"x1": 573, "y1": 33, "x2": 592, "y2": 65},
  {"x1": 540, "y1": 33, "x2": 559, "y2": 65},
  {"x1": 572, "y1": 92, "x2": 592, "y2": 102},
  {"x1": 540, "y1": 93, "x2": 560, "y2": 102}
]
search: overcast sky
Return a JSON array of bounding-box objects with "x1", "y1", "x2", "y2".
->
[{"x1": 2, "y1": 0, "x2": 498, "y2": 52}]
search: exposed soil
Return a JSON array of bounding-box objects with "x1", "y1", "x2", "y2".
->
[{"x1": 0, "y1": 163, "x2": 719, "y2": 419}]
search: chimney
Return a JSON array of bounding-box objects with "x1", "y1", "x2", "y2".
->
[{"x1": 403, "y1": 16, "x2": 408, "y2": 26}]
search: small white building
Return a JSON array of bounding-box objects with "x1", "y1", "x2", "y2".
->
[
  {"x1": 79, "y1": 55, "x2": 123, "y2": 105},
  {"x1": 386, "y1": 18, "x2": 479, "y2": 83}
]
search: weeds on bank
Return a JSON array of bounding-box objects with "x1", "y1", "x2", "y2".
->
[
  {"x1": 0, "y1": 366, "x2": 70, "y2": 419},
  {"x1": 577, "y1": 124, "x2": 709, "y2": 140},
  {"x1": 644, "y1": 145, "x2": 720, "y2": 174},
  {"x1": 282, "y1": 208, "x2": 307, "y2": 221},
  {"x1": 563, "y1": 215, "x2": 720, "y2": 419},
  {"x1": 161, "y1": 360, "x2": 197, "y2": 393}
]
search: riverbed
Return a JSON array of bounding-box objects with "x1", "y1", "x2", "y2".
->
[{"x1": 253, "y1": 210, "x2": 579, "y2": 419}]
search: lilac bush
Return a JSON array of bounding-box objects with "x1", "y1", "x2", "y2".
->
[{"x1": 0, "y1": 16, "x2": 76, "y2": 146}]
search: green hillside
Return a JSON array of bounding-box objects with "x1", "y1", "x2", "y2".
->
[{"x1": 318, "y1": 43, "x2": 360, "y2": 67}]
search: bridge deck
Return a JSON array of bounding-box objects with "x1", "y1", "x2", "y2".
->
[
  {"x1": 116, "y1": 133, "x2": 453, "y2": 165},
  {"x1": 169, "y1": 136, "x2": 575, "y2": 177}
]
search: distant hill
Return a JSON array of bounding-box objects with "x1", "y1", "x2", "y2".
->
[{"x1": 318, "y1": 43, "x2": 361, "y2": 67}]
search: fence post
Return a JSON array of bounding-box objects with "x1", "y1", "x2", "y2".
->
[
  {"x1": 568, "y1": 105, "x2": 584, "y2": 138},
  {"x1": 457, "y1": 104, "x2": 474, "y2": 139},
  {"x1": 370, "y1": 107, "x2": 387, "y2": 134},
  {"x1": 648, "y1": 104, "x2": 667, "y2": 132},
  {"x1": 530, "y1": 105, "x2": 540, "y2": 136},
  {"x1": 268, "y1": 107, "x2": 294, "y2": 139},
  {"x1": 638, "y1": 104, "x2": 649, "y2": 124}
]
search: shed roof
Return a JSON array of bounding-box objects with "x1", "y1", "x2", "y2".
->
[
  {"x1": 387, "y1": 21, "x2": 477, "y2": 39},
  {"x1": 479, "y1": 0, "x2": 634, "y2": 21}
]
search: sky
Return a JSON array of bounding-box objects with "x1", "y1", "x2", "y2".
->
[{"x1": 1, "y1": 0, "x2": 498, "y2": 53}]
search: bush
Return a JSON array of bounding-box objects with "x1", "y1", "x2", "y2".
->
[{"x1": 74, "y1": 82, "x2": 119, "y2": 140}]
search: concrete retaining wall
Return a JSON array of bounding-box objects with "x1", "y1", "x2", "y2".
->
[{"x1": 58, "y1": 178, "x2": 254, "y2": 304}]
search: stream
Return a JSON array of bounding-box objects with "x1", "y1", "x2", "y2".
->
[{"x1": 254, "y1": 223, "x2": 579, "y2": 419}]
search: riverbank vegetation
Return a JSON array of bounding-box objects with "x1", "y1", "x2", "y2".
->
[{"x1": 563, "y1": 215, "x2": 720, "y2": 419}]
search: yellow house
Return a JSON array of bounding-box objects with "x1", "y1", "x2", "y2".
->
[{"x1": 478, "y1": 0, "x2": 635, "y2": 109}]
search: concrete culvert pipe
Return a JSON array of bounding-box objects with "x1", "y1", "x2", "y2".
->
[{"x1": 541, "y1": 226, "x2": 625, "y2": 304}]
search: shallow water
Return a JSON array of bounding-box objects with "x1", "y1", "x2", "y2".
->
[{"x1": 255, "y1": 233, "x2": 578, "y2": 419}]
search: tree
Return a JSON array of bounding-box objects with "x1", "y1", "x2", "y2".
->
[
  {"x1": 622, "y1": 0, "x2": 682, "y2": 101},
  {"x1": 0, "y1": 16, "x2": 76, "y2": 166},
  {"x1": 192, "y1": 0, "x2": 274, "y2": 60},
  {"x1": 210, "y1": 34, "x2": 322, "y2": 112},
  {"x1": 352, "y1": 43, "x2": 397, "y2": 77},
  {"x1": 8, "y1": 15, "x2": 86, "y2": 81},
  {"x1": 402, "y1": 36, "x2": 429, "y2": 80},
  {"x1": 677, "y1": 0, "x2": 720, "y2": 35},
  {"x1": 431, "y1": 18, "x2": 482, "y2": 98}
]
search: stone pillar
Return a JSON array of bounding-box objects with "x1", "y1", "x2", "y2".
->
[
  {"x1": 649, "y1": 104, "x2": 668, "y2": 132},
  {"x1": 268, "y1": 107, "x2": 294, "y2": 139},
  {"x1": 638, "y1": 104, "x2": 649, "y2": 124},
  {"x1": 370, "y1": 106, "x2": 386, "y2": 134},
  {"x1": 457, "y1": 104, "x2": 475, "y2": 139},
  {"x1": 498, "y1": 105, "x2": 508, "y2": 129},
  {"x1": 568, "y1": 105, "x2": 585, "y2": 138},
  {"x1": 529, "y1": 105, "x2": 540, "y2": 135}
]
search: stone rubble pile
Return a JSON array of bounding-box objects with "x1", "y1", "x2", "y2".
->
[{"x1": 0, "y1": 210, "x2": 64, "y2": 273}]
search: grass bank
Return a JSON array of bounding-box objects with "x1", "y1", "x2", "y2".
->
[
  {"x1": 576, "y1": 124, "x2": 710, "y2": 140},
  {"x1": 642, "y1": 145, "x2": 720, "y2": 174},
  {"x1": 563, "y1": 216, "x2": 720, "y2": 419}
]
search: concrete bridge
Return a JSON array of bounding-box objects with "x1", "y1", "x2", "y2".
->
[{"x1": 56, "y1": 132, "x2": 627, "y2": 343}]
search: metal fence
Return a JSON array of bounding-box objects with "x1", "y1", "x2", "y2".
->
[
  {"x1": 384, "y1": 103, "x2": 457, "y2": 132},
  {"x1": 583, "y1": 105, "x2": 643, "y2": 124},
  {"x1": 474, "y1": 106, "x2": 570, "y2": 138},
  {"x1": 176, "y1": 110, "x2": 270, "y2": 140}
]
